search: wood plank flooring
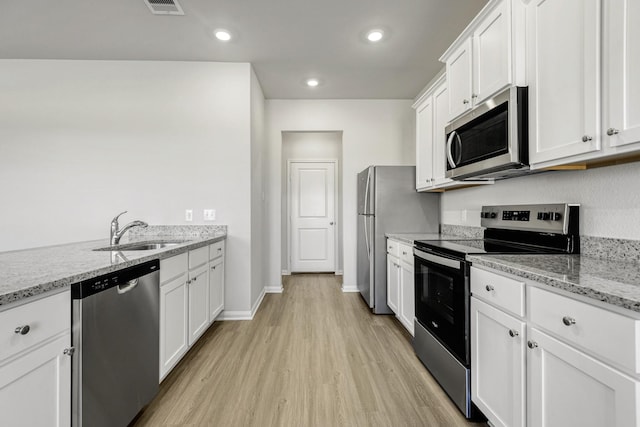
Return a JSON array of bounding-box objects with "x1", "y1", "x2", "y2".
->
[{"x1": 133, "y1": 274, "x2": 487, "y2": 427}]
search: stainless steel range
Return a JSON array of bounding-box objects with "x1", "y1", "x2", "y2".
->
[{"x1": 413, "y1": 203, "x2": 580, "y2": 419}]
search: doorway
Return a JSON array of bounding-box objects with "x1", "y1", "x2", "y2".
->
[{"x1": 281, "y1": 131, "x2": 343, "y2": 275}]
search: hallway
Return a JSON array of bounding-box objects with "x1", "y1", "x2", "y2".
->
[{"x1": 134, "y1": 274, "x2": 485, "y2": 426}]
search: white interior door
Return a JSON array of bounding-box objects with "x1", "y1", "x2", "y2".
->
[{"x1": 290, "y1": 161, "x2": 336, "y2": 272}]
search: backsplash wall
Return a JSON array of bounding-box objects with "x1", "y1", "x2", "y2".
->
[{"x1": 441, "y1": 161, "x2": 640, "y2": 240}]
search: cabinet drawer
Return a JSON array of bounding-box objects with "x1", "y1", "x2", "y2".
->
[
  {"x1": 471, "y1": 267, "x2": 525, "y2": 317},
  {"x1": 529, "y1": 286, "x2": 640, "y2": 374},
  {"x1": 398, "y1": 243, "x2": 413, "y2": 265},
  {"x1": 160, "y1": 252, "x2": 188, "y2": 284},
  {"x1": 0, "y1": 290, "x2": 70, "y2": 362},
  {"x1": 188, "y1": 246, "x2": 209, "y2": 270},
  {"x1": 387, "y1": 239, "x2": 399, "y2": 257},
  {"x1": 209, "y1": 240, "x2": 225, "y2": 261}
]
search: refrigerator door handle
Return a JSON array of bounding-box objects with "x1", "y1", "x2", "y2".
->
[
  {"x1": 363, "y1": 215, "x2": 371, "y2": 260},
  {"x1": 364, "y1": 168, "x2": 371, "y2": 214}
]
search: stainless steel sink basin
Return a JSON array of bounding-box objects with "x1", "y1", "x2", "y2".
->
[{"x1": 93, "y1": 241, "x2": 185, "y2": 251}]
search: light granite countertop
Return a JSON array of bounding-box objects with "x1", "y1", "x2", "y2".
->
[
  {"x1": 467, "y1": 254, "x2": 640, "y2": 313},
  {"x1": 385, "y1": 232, "x2": 474, "y2": 245},
  {"x1": 0, "y1": 231, "x2": 226, "y2": 307}
]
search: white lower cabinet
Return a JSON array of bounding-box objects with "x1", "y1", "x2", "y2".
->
[
  {"x1": 0, "y1": 290, "x2": 71, "y2": 427},
  {"x1": 471, "y1": 265, "x2": 640, "y2": 427},
  {"x1": 527, "y1": 327, "x2": 639, "y2": 427},
  {"x1": 160, "y1": 240, "x2": 226, "y2": 381},
  {"x1": 386, "y1": 238, "x2": 415, "y2": 336},
  {"x1": 471, "y1": 297, "x2": 525, "y2": 427}
]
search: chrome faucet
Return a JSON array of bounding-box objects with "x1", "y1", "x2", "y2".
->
[{"x1": 110, "y1": 211, "x2": 148, "y2": 245}]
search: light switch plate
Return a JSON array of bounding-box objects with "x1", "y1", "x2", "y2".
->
[
  {"x1": 185, "y1": 209, "x2": 193, "y2": 222},
  {"x1": 203, "y1": 209, "x2": 216, "y2": 221}
]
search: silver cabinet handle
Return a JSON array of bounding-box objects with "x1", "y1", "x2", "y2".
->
[
  {"x1": 527, "y1": 340, "x2": 538, "y2": 349},
  {"x1": 607, "y1": 128, "x2": 620, "y2": 136},
  {"x1": 14, "y1": 325, "x2": 30, "y2": 335},
  {"x1": 485, "y1": 285, "x2": 494, "y2": 292},
  {"x1": 63, "y1": 347, "x2": 75, "y2": 356},
  {"x1": 562, "y1": 316, "x2": 576, "y2": 326},
  {"x1": 508, "y1": 329, "x2": 519, "y2": 338},
  {"x1": 463, "y1": 99, "x2": 470, "y2": 105},
  {"x1": 582, "y1": 135, "x2": 593, "y2": 142}
]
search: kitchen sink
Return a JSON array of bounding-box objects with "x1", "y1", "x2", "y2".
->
[{"x1": 93, "y1": 241, "x2": 186, "y2": 251}]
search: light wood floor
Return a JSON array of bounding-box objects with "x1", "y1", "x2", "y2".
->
[{"x1": 133, "y1": 274, "x2": 487, "y2": 427}]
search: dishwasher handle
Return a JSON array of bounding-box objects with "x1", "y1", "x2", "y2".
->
[{"x1": 117, "y1": 278, "x2": 139, "y2": 295}]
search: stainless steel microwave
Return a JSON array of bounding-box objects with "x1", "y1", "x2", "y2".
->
[{"x1": 445, "y1": 86, "x2": 529, "y2": 180}]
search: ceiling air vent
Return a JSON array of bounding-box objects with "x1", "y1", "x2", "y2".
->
[{"x1": 144, "y1": 0, "x2": 184, "y2": 15}]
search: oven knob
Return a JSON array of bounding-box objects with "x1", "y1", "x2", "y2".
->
[
  {"x1": 541, "y1": 212, "x2": 552, "y2": 221},
  {"x1": 537, "y1": 212, "x2": 543, "y2": 220},
  {"x1": 553, "y1": 212, "x2": 562, "y2": 221},
  {"x1": 490, "y1": 212, "x2": 497, "y2": 219}
]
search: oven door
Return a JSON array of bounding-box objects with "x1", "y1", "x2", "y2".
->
[{"x1": 414, "y1": 248, "x2": 468, "y2": 365}]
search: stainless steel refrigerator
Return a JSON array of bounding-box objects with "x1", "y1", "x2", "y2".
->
[{"x1": 357, "y1": 166, "x2": 440, "y2": 314}]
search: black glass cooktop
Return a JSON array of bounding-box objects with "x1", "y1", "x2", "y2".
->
[{"x1": 414, "y1": 238, "x2": 564, "y2": 259}]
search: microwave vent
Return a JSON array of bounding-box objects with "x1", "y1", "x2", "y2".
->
[{"x1": 143, "y1": 0, "x2": 184, "y2": 15}]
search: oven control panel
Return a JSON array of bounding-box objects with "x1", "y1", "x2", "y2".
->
[{"x1": 480, "y1": 203, "x2": 579, "y2": 234}]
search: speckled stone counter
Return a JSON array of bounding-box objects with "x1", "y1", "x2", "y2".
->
[
  {"x1": 0, "y1": 226, "x2": 226, "y2": 308},
  {"x1": 385, "y1": 232, "x2": 476, "y2": 245},
  {"x1": 467, "y1": 254, "x2": 640, "y2": 313}
]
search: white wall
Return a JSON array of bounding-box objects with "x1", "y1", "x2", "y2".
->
[
  {"x1": 441, "y1": 161, "x2": 640, "y2": 239},
  {"x1": 250, "y1": 67, "x2": 266, "y2": 304},
  {"x1": 0, "y1": 59, "x2": 256, "y2": 312},
  {"x1": 265, "y1": 99, "x2": 415, "y2": 290},
  {"x1": 281, "y1": 131, "x2": 343, "y2": 273}
]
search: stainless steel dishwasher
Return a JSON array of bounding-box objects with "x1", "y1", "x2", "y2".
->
[{"x1": 71, "y1": 260, "x2": 160, "y2": 427}]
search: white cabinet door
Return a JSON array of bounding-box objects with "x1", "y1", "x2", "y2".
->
[
  {"x1": 432, "y1": 80, "x2": 451, "y2": 187},
  {"x1": 0, "y1": 333, "x2": 71, "y2": 427},
  {"x1": 160, "y1": 274, "x2": 188, "y2": 381},
  {"x1": 399, "y1": 261, "x2": 415, "y2": 336},
  {"x1": 208, "y1": 256, "x2": 224, "y2": 323},
  {"x1": 471, "y1": 297, "x2": 525, "y2": 427},
  {"x1": 447, "y1": 38, "x2": 473, "y2": 120},
  {"x1": 416, "y1": 95, "x2": 434, "y2": 190},
  {"x1": 188, "y1": 264, "x2": 209, "y2": 346},
  {"x1": 527, "y1": 0, "x2": 601, "y2": 165},
  {"x1": 605, "y1": 0, "x2": 640, "y2": 149},
  {"x1": 386, "y1": 255, "x2": 400, "y2": 314},
  {"x1": 527, "y1": 327, "x2": 639, "y2": 427},
  {"x1": 473, "y1": 0, "x2": 511, "y2": 104}
]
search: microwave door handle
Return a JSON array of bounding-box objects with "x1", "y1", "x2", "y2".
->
[
  {"x1": 454, "y1": 133, "x2": 463, "y2": 165},
  {"x1": 446, "y1": 131, "x2": 458, "y2": 168}
]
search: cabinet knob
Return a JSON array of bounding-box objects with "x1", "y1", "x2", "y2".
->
[
  {"x1": 186, "y1": 279, "x2": 192, "y2": 284},
  {"x1": 463, "y1": 99, "x2": 470, "y2": 105},
  {"x1": 485, "y1": 285, "x2": 494, "y2": 292},
  {"x1": 14, "y1": 325, "x2": 30, "y2": 335},
  {"x1": 63, "y1": 347, "x2": 75, "y2": 356},
  {"x1": 218, "y1": 248, "x2": 222, "y2": 252},
  {"x1": 607, "y1": 128, "x2": 620, "y2": 136},
  {"x1": 402, "y1": 251, "x2": 407, "y2": 255},
  {"x1": 330, "y1": 222, "x2": 334, "y2": 225},
  {"x1": 211, "y1": 266, "x2": 216, "y2": 270},
  {"x1": 508, "y1": 329, "x2": 519, "y2": 338},
  {"x1": 582, "y1": 135, "x2": 593, "y2": 142},
  {"x1": 472, "y1": 94, "x2": 478, "y2": 99},
  {"x1": 527, "y1": 340, "x2": 538, "y2": 349},
  {"x1": 562, "y1": 316, "x2": 576, "y2": 326}
]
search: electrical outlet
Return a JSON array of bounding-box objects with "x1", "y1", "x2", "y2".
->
[
  {"x1": 185, "y1": 209, "x2": 193, "y2": 222},
  {"x1": 203, "y1": 209, "x2": 216, "y2": 221}
]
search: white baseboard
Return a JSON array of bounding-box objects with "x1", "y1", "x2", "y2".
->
[
  {"x1": 281, "y1": 270, "x2": 291, "y2": 276},
  {"x1": 342, "y1": 284, "x2": 359, "y2": 293},
  {"x1": 335, "y1": 270, "x2": 343, "y2": 275},
  {"x1": 265, "y1": 285, "x2": 284, "y2": 293},
  {"x1": 218, "y1": 287, "x2": 267, "y2": 321}
]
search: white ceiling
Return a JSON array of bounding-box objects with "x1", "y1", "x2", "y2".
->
[{"x1": 0, "y1": 0, "x2": 488, "y2": 99}]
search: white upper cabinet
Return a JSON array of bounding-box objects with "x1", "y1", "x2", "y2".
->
[
  {"x1": 446, "y1": 38, "x2": 474, "y2": 120},
  {"x1": 527, "y1": 0, "x2": 601, "y2": 165},
  {"x1": 442, "y1": 0, "x2": 524, "y2": 122},
  {"x1": 415, "y1": 95, "x2": 435, "y2": 190},
  {"x1": 605, "y1": 0, "x2": 640, "y2": 151}
]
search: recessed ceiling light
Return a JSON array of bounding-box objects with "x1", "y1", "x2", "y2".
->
[
  {"x1": 366, "y1": 29, "x2": 384, "y2": 42},
  {"x1": 214, "y1": 29, "x2": 232, "y2": 41},
  {"x1": 306, "y1": 78, "x2": 319, "y2": 87}
]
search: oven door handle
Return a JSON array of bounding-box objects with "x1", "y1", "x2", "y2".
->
[
  {"x1": 414, "y1": 249, "x2": 462, "y2": 270},
  {"x1": 446, "y1": 131, "x2": 458, "y2": 169}
]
